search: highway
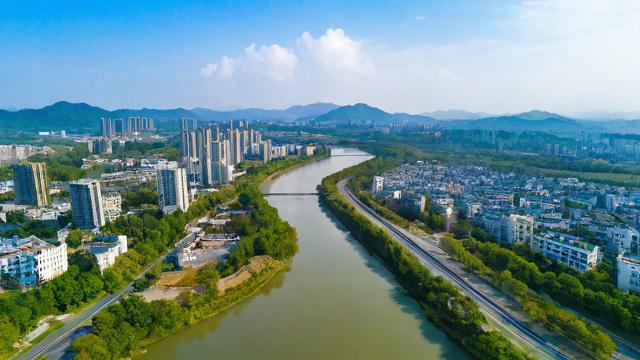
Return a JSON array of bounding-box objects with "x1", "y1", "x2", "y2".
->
[
  {"x1": 16, "y1": 233, "x2": 194, "y2": 360},
  {"x1": 337, "y1": 178, "x2": 572, "y2": 360}
]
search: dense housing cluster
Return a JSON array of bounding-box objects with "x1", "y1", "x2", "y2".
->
[{"x1": 376, "y1": 161, "x2": 640, "y2": 292}]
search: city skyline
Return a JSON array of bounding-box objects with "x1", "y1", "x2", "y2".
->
[{"x1": 1, "y1": 1, "x2": 639, "y2": 114}]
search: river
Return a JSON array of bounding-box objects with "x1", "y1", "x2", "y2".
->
[{"x1": 138, "y1": 148, "x2": 468, "y2": 360}]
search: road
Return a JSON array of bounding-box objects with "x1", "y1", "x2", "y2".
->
[
  {"x1": 16, "y1": 233, "x2": 194, "y2": 360},
  {"x1": 337, "y1": 178, "x2": 572, "y2": 360}
]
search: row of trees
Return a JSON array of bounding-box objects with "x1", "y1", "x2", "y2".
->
[
  {"x1": 318, "y1": 157, "x2": 528, "y2": 360},
  {"x1": 441, "y1": 237, "x2": 616, "y2": 359},
  {"x1": 457, "y1": 237, "x2": 640, "y2": 340}
]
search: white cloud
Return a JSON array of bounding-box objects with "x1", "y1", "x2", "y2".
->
[
  {"x1": 297, "y1": 28, "x2": 374, "y2": 75},
  {"x1": 242, "y1": 44, "x2": 297, "y2": 81},
  {"x1": 200, "y1": 46, "x2": 294, "y2": 81},
  {"x1": 200, "y1": 63, "x2": 217, "y2": 77},
  {"x1": 217, "y1": 56, "x2": 237, "y2": 79},
  {"x1": 415, "y1": 15, "x2": 425, "y2": 21},
  {"x1": 199, "y1": 8, "x2": 640, "y2": 114}
]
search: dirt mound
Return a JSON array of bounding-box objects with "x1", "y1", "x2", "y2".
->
[{"x1": 216, "y1": 255, "x2": 273, "y2": 294}]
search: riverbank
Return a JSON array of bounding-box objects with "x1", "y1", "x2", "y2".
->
[
  {"x1": 138, "y1": 147, "x2": 471, "y2": 360},
  {"x1": 318, "y1": 162, "x2": 528, "y2": 359},
  {"x1": 134, "y1": 258, "x2": 286, "y2": 354},
  {"x1": 259, "y1": 156, "x2": 326, "y2": 190},
  {"x1": 68, "y1": 152, "x2": 331, "y2": 360}
]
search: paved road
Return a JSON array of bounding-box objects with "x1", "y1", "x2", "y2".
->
[
  {"x1": 337, "y1": 178, "x2": 572, "y2": 360},
  {"x1": 16, "y1": 233, "x2": 192, "y2": 360}
]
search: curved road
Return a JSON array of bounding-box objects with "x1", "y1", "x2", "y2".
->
[
  {"x1": 16, "y1": 233, "x2": 195, "y2": 360},
  {"x1": 337, "y1": 178, "x2": 572, "y2": 360}
]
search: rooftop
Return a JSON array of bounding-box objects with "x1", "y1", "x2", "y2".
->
[{"x1": 538, "y1": 232, "x2": 597, "y2": 251}]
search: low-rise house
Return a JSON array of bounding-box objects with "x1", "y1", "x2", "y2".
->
[{"x1": 0, "y1": 235, "x2": 68, "y2": 286}]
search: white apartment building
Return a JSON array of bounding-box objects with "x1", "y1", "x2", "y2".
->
[
  {"x1": 35, "y1": 240, "x2": 68, "y2": 282},
  {"x1": 371, "y1": 176, "x2": 384, "y2": 195},
  {"x1": 607, "y1": 227, "x2": 639, "y2": 250},
  {"x1": 507, "y1": 214, "x2": 535, "y2": 245},
  {"x1": 0, "y1": 235, "x2": 68, "y2": 285},
  {"x1": 102, "y1": 193, "x2": 122, "y2": 222},
  {"x1": 532, "y1": 232, "x2": 600, "y2": 273},
  {"x1": 617, "y1": 253, "x2": 640, "y2": 293},
  {"x1": 88, "y1": 235, "x2": 128, "y2": 273}
]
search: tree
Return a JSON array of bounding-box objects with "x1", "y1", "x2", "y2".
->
[
  {"x1": 103, "y1": 268, "x2": 126, "y2": 294},
  {"x1": 451, "y1": 219, "x2": 472, "y2": 239},
  {"x1": 195, "y1": 264, "x2": 220, "y2": 290},
  {"x1": 0, "y1": 320, "x2": 19, "y2": 357},
  {"x1": 69, "y1": 334, "x2": 111, "y2": 360},
  {"x1": 122, "y1": 188, "x2": 158, "y2": 210},
  {"x1": 18, "y1": 220, "x2": 57, "y2": 239},
  {"x1": 66, "y1": 229, "x2": 84, "y2": 248}
]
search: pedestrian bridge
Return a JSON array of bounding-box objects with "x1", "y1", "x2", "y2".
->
[
  {"x1": 331, "y1": 154, "x2": 371, "y2": 157},
  {"x1": 262, "y1": 192, "x2": 319, "y2": 196}
]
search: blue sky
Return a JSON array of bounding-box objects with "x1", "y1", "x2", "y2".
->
[{"x1": 1, "y1": 1, "x2": 638, "y2": 114}]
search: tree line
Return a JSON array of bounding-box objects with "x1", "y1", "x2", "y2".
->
[
  {"x1": 455, "y1": 236, "x2": 640, "y2": 340},
  {"x1": 441, "y1": 236, "x2": 616, "y2": 359},
  {"x1": 318, "y1": 155, "x2": 529, "y2": 360}
]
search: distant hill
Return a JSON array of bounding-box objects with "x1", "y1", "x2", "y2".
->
[
  {"x1": 0, "y1": 101, "x2": 339, "y2": 134},
  {"x1": 567, "y1": 111, "x2": 640, "y2": 121},
  {"x1": 2, "y1": 101, "x2": 638, "y2": 135},
  {"x1": 0, "y1": 101, "x2": 111, "y2": 133},
  {"x1": 443, "y1": 112, "x2": 592, "y2": 133},
  {"x1": 512, "y1": 110, "x2": 569, "y2": 121},
  {"x1": 313, "y1": 103, "x2": 435, "y2": 126},
  {"x1": 422, "y1": 109, "x2": 492, "y2": 121},
  {"x1": 589, "y1": 119, "x2": 640, "y2": 134},
  {"x1": 190, "y1": 102, "x2": 339, "y2": 123}
]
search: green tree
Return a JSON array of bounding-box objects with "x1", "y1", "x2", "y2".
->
[
  {"x1": 451, "y1": 219, "x2": 472, "y2": 239},
  {"x1": 66, "y1": 229, "x2": 84, "y2": 248},
  {"x1": 195, "y1": 264, "x2": 220, "y2": 290},
  {"x1": 69, "y1": 334, "x2": 112, "y2": 360}
]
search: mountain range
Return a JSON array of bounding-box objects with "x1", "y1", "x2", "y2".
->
[
  {"x1": 421, "y1": 109, "x2": 492, "y2": 120},
  {"x1": 0, "y1": 101, "x2": 339, "y2": 133},
  {"x1": 0, "y1": 101, "x2": 638, "y2": 135},
  {"x1": 312, "y1": 103, "x2": 435, "y2": 126}
]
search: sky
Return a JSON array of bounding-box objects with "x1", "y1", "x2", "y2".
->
[{"x1": 1, "y1": 0, "x2": 639, "y2": 114}]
